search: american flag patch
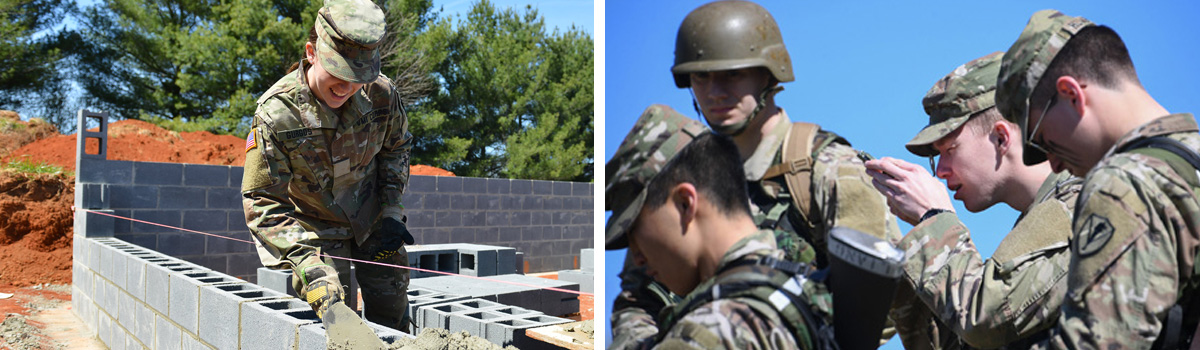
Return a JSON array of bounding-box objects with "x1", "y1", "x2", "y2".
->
[{"x1": 245, "y1": 129, "x2": 257, "y2": 152}]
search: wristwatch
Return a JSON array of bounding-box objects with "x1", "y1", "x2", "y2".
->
[{"x1": 919, "y1": 208, "x2": 953, "y2": 223}]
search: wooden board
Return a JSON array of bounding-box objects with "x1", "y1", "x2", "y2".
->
[{"x1": 526, "y1": 320, "x2": 595, "y2": 350}]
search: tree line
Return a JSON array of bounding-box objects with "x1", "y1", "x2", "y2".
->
[{"x1": 0, "y1": 0, "x2": 593, "y2": 181}]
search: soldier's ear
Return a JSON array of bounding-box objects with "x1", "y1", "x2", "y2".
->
[
  {"x1": 993, "y1": 120, "x2": 1015, "y2": 154},
  {"x1": 305, "y1": 42, "x2": 317, "y2": 65},
  {"x1": 673, "y1": 183, "x2": 699, "y2": 226}
]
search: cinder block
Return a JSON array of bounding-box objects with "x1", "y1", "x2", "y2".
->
[
  {"x1": 411, "y1": 274, "x2": 580, "y2": 316},
  {"x1": 76, "y1": 183, "x2": 109, "y2": 210},
  {"x1": 168, "y1": 270, "x2": 243, "y2": 333},
  {"x1": 487, "y1": 178, "x2": 511, "y2": 194},
  {"x1": 553, "y1": 181, "x2": 572, "y2": 195},
  {"x1": 448, "y1": 309, "x2": 511, "y2": 337},
  {"x1": 134, "y1": 162, "x2": 183, "y2": 186},
  {"x1": 182, "y1": 334, "x2": 214, "y2": 350},
  {"x1": 406, "y1": 247, "x2": 460, "y2": 278},
  {"x1": 182, "y1": 210, "x2": 228, "y2": 232},
  {"x1": 98, "y1": 312, "x2": 114, "y2": 348},
  {"x1": 184, "y1": 164, "x2": 230, "y2": 187},
  {"x1": 580, "y1": 248, "x2": 594, "y2": 273},
  {"x1": 198, "y1": 284, "x2": 288, "y2": 350},
  {"x1": 515, "y1": 252, "x2": 524, "y2": 275},
  {"x1": 485, "y1": 314, "x2": 572, "y2": 349},
  {"x1": 126, "y1": 297, "x2": 153, "y2": 347},
  {"x1": 145, "y1": 260, "x2": 199, "y2": 314},
  {"x1": 73, "y1": 286, "x2": 98, "y2": 333},
  {"x1": 256, "y1": 267, "x2": 298, "y2": 297},
  {"x1": 510, "y1": 179, "x2": 532, "y2": 194},
  {"x1": 437, "y1": 176, "x2": 462, "y2": 192},
  {"x1": 76, "y1": 209, "x2": 115, "y2": 238},
  {"x1": 108, "y1": 184, "x2": 159, "y2": 209},
  {"x1": 229, "y1": 167, "x2": 243, "y2": 187},
  {"x1": 409, "y1": 293, "x2": 470, "y2": 327},
  {"x1": 415, "y1": 298, "x2": 509, "y2": 331},
  {"x1": 205, "y1": 188, "x2": 241, "y2": 210},
  {"x1": 111, "y1": 324, "x2": 127, "y2": 350},
  {"x1": 78, "y1": 158, "x2": 134, "y2": 185},
  {"x1": 117, "y1": 290, "x2": 134, "y2": 330},
  {"x1": 159, "y1": 187, "x2": 207, "y2": 209},
  {"x1": 409, "y1": 175, "x2": 435, "y2": 193},
  {"x1": 462, "y1": 177, "x2": 487, "y2": 193},
  {"x1": 154, "y1": 314, "x2": 182, "y2": 350},
  {"x1": 557, "y1": 270, "x2": 594, "y2": 293},
  {"x1": 241, "y1": 298, "x2": 318, "y2": 350}
]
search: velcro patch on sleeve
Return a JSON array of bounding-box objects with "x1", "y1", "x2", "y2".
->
[{"x1": 245, "y1": 129, "x2": 258, "y2": 152}]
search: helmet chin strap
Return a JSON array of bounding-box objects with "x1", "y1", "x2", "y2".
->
[{"x1": 694, "y1": 85, "x2": 784, "y2": 136}]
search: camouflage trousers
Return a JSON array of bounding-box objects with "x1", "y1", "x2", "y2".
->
[{"x1": 285, "y1": 232, "x2": 411, "y2": 332}]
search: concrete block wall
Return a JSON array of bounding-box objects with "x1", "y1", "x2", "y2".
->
[
  {"x1": 73, "y1": 235, "x2": 409, "y2": 349},
  {"x1": 401, "y1": 175, "x2": 594, "y2": 272},
  {"x1": 73, "y1": 110, "x2": 594, "y2": 280}
]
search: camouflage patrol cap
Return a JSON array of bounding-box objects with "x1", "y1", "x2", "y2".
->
[
  {"x1": 906, "y1": 52, "x2": 1004, "y2": 157},
  {"x1": 996, "y1": 9, "x2": 1094, "y2": 165},
  {"x1": 606, "y1": 105, "x2": 708, "y2": 250},
  {"x1": 671, "y1": 0, "x2": 793, "y2": 88},
  {"x1": 314, "y1": 0, "x2": 386, "y2": 84}
]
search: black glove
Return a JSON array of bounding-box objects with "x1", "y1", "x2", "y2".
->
[{"x1": 373, "y1": 217, "x2": 414, "y2": 261}]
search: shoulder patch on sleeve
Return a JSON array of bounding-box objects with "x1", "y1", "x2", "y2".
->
[
  {"x1": 1076, "y1": 213, "x2": 1114, "y2": 257},
  {"x1": 245, "y1": 129, "x2": 258, "y2": 152}
]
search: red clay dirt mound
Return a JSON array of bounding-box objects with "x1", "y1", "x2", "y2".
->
[
  {"x1": 0, "y1": 172, "x2": 73, "y2": 289},
  {"x1": 5, "y1": 119, "x2": 247, "y2": 171}
]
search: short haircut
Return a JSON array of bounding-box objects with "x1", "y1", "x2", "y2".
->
[
  {"x1": 1031, "y1": 25, "x2": 1140, "y2": 107},
  {"x1": 644, "y1": 132, "x2": 752, "y2": 218},
  {"x1": 965, "y1": 107, "x2": 1008, "y2": 136}
]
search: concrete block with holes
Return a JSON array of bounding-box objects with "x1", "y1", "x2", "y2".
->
[
  {"x1": 198, "y1": 283, "x2": 288, "y2": 350},
  {"x1": 410, "y1": 274, "x2": 580, "y2": 316},
  {"x1": 406, "y1": 246, "x2": 460, "y2": 278},
  {"x1": 167, "y1": 270, "x2": 244, "y2": 334},
  {"x1": 240, "y1": 298, "x2": 320, "y2": 350}
]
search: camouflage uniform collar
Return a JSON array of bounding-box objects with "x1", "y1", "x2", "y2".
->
[
  {"x1": 296, "y1": 58, "x2": 372, "y2": 128},
  {"x1": 744, "y1": 110, "x2": 792, "y2": 181},
  {"x1": 715, "y1": 228, "x2": 781, "y2": 272},
  {"x1": 1102, "y1": 113, "x2": 1199, "y2": 161},
  {"x1": 1032, "y1": 170, "x2": 1074, "y2": 208}
]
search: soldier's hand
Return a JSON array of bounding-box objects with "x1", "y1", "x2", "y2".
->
[
  {"x1": 864, "y1": 157, "x2": 954, "y2": 226},
  {"x1": 372, "y1": 217, "x2": 413, "y2": 262},
  {"x1": 298, "y1": 264, "x2": 344, "y2": 319}
]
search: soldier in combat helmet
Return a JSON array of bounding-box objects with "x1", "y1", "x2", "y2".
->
[
  {"x1": 610, "y1": 0, "x2": 901, "y2": 348},
  {"x1": 241, "y1": 0, "x2": 415, "y2": 332}
]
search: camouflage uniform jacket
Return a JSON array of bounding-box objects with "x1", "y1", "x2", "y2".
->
[
  {"x1": 653, "y1": 228, "x2": 817, "y2": 349},
  {"x1": 1037, "y1": 113, "x2": 1200, "y2": 349},
  {"x1": 891, "y1": 171, "x2": 1081, "y2": 350},
  {"x1": 746, "y1": 111, "x2": 903, "y2": 266},
  {"x1": 241, "y1": 62, "x2": 412, "y2": 271}
]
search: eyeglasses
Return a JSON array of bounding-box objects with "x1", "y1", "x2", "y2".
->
[{"x1": 1026, "y1": 93, "x2": 1058, "y2": 155}]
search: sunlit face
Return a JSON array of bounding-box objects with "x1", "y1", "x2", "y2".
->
[
  {"x1": 932, "y1": 124, "x2": 1004, "y2": 212},
  {"x1": 306, "y1": 43, "x2": 365, "y2": 109},
  {"x1": 628, "y1": 199, "x2": 699, "y2": 296},
  {"x1": 690, "y1": 68, "x2": 772, "y2": 132},
  {"x1": 1026, "y1": 94, "x2": 1101, "y2": 176}
]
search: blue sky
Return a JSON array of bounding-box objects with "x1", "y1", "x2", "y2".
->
[
  {"x1": 436, "y1": 0, "x2": 594, "y2": 35},
  {"x1": 601, "y1": 1, "x2": 1200, "y2": 348}
]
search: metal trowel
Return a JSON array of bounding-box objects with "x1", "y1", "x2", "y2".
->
[{"x1": 323, "y1": 302, "x2": 388, "y2": 349}]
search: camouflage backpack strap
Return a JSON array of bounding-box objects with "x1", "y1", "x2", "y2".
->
[
  {"x1": 762, "y1": 122, "x2": 849, "y2": 230},
  {"x1": 1117, "y1": 136, "x2": 1200, "y2": 350},
  {"x1": 656, "y1": 256, "x2": 836, "y2": 350}
]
